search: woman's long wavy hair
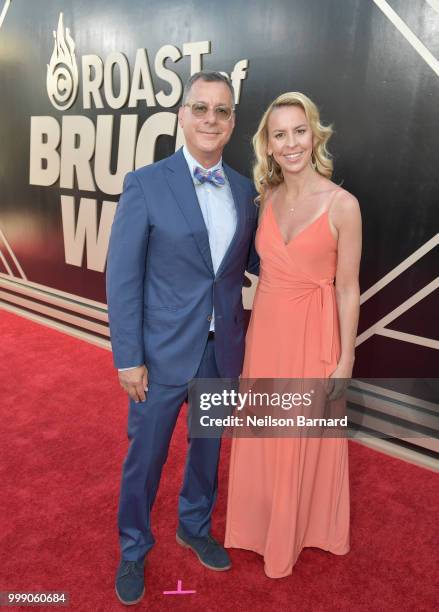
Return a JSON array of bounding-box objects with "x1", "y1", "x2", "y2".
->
[{"x1": 253, "y1": 92, "x2": 334, "y2": 205}]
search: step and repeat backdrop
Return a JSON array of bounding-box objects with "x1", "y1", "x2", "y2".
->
[{"x1": 0, "y1": 0, "x2": 438, "y2": 392}]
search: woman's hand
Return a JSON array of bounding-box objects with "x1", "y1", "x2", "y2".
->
[{"x1": 327, "y1": 359, "x2": 354, "y2": 400}]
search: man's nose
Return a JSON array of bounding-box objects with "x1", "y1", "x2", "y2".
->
[{"x1": 204, "y1": 108, "x2": 217, "y2": 123}]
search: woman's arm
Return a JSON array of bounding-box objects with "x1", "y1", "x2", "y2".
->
[{"x1": 329, "y1": 190, "x2": 362, "y2": 379}]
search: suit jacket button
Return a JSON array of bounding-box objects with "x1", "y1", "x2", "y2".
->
[{"x1": 207, "y1": 315, "x2": 212, "y2": 321}]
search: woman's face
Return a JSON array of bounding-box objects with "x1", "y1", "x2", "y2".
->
[{"x1": 267, "y1": 105, "x2": 314, "y2": 176}]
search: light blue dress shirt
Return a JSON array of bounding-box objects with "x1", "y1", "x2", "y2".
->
[{"x1": 182, "y1": 145, "x2": 237, "y2": 331}]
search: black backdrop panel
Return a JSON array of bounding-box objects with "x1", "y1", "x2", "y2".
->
[{"x1": 0, "y1": 0, "x2": 437, "y2": 376}]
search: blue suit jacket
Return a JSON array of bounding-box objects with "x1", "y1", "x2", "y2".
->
[{"x1": 106, "y1": 147, "x2": 259, "y2": 385}]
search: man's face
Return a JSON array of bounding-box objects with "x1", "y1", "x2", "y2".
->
[{"x1": 178, "y1": 79, "x2": 235, "y2": 165}]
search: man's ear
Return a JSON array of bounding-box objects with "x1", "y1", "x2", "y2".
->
[{"x1": 178, "y1": 106, "x2": 184, "y2": 127}]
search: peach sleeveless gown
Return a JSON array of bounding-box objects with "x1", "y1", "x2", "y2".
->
[{"x1": 225, "y1": 190, "x2": 350, "y2": 578}]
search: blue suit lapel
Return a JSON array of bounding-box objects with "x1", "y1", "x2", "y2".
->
[
  {"x1": 216, "y1": 162, "x2": 246, "y2": 278},
  {"x1": 165, "y1": 149, "x2": 214, "y2": 276}
]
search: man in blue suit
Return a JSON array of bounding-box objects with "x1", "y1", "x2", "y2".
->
[{"x1": 106, "y1": 71, "x2": 258, "y2": 605}]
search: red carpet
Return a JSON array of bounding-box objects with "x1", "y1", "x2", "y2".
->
[{"x1": 0, "y1": 310, "x2": 437, "y2": 611}]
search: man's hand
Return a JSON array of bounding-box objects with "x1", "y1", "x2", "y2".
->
[{"x1": 118, "y1": 365, "x2": 148, "y2": 403}]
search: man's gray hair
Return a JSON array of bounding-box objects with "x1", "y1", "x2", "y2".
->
[{"x1": 182, "y1": 71, "x2": 235, "y2": 105}]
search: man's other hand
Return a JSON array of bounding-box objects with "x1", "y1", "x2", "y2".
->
[{"x1": 118, "y1": 366, "x2": 148, "y2": 403}]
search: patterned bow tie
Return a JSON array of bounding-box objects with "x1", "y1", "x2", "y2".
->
[{"x1": 193, "y1": 166, "x2": 226, "y2": 187}]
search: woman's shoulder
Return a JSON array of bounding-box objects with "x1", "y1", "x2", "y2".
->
[
  {"x1": 263, "y1": 184, "x2": 281, "y2": 201},
  {"x1": 259, "y1": 185, "x2": 278, "y2": 208},
  {"x1": 328, "y1": 183, "x2": 360, "y2": 210},
  {"x1": 328, "y1": 184, "x2": 361, "y2": 227},
  {"x1": 264, "y1": 183, "x2": 290, "y2": 209},
  {"x1": 257, "y1": 186, "x2": 278, "y2": 220}
]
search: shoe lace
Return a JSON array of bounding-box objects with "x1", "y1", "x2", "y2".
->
[
  {"x1": 203, "y1": 534, "x2": 218, "y2": 553},
  {"x1": 120, "y1": 560, "x2": 143, "y2": 578}
]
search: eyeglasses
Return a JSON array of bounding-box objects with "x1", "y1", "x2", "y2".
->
[{"x1": 184, "y1": 101, "x2": 235, "y2": 121}]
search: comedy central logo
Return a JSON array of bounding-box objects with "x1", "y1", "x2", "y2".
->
[{"x1": 46, "y1": 13, "x2": 78, "y2": 110}]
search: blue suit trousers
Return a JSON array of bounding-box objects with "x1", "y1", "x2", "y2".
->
[{"x1": 118, "y1": 334, "x2": 221, "y2": 561}]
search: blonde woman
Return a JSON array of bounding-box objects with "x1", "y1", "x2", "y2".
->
[{"x1": 225, "y1": 93, "x2": 362, "y2": 578}]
